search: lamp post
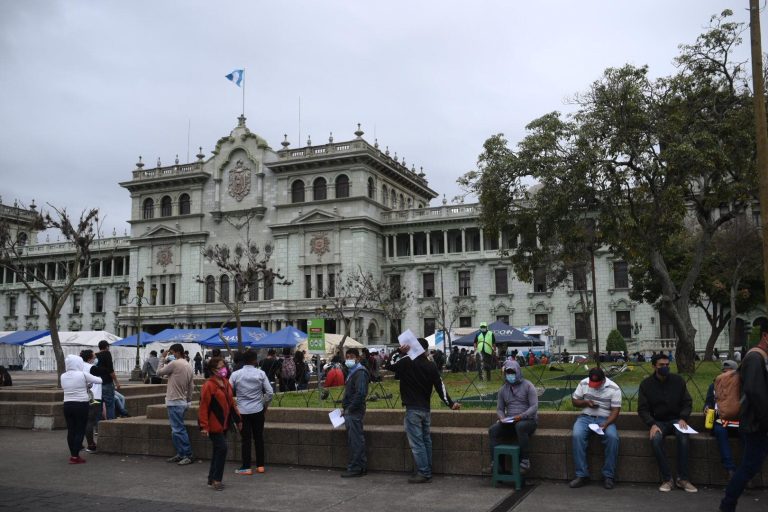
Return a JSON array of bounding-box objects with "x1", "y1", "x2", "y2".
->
[{"x1": 125, "y1": 278, "x2": 157, "y2": 382}]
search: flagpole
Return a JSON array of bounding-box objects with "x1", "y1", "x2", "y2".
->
[{"x1": 242, "y1": 67, "x2": 246, "y2": 117}]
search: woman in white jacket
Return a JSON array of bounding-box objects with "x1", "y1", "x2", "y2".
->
[{"x1": 61, "y1": 354, "x2": 102, "y2": 464}]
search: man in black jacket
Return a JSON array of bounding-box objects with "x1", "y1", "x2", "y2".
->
[
  {"x1": 386, "y1": 338, "x2": 460, "y2": 484},
  {"x1": 638, "y1": 353, "x2": 696, "y2": 493},
  {"x1": 720, "y1": 328, "x2": 768, "y2": 512},
  {"x1": 340, "y1": 348, "x2": 369, "y2": 478}
]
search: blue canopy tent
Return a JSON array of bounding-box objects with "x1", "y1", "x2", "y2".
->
[
  {"x1": 113, "y1": 332, "x2": 156, "y2": 346},
  {"x1": 452, "y1": 320, "x2": 543, "y2": 347},
  {"x1": 0, "y1": 330, "x2": 50, "y2": 345},
  {"x1": 250, "y1": 326, "x2": 307, "y2": 349},
  {"x1": 200, "y1": 326, "x2": 269, "y2": 348},
  {"x1": 150, "y1": 328, "x2": 222, "y2": 343}
]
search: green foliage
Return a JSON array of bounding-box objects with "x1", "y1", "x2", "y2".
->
[
  {"x1": 747, "y1": 325, "x2": 761, "y2": 349},
  {"x1": 605, "y1": 330, "x2": 627, "y2": 353}
]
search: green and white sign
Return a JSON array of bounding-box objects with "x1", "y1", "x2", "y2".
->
[{"x1": 308, "y1": 318, "x2": 325, "y2": 354}]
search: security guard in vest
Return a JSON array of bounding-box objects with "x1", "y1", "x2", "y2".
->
[{"x1": 474, "y1": 322, "x2": 495, "y2": 381}]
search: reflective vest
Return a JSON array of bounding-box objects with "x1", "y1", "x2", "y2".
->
[{"x1": 476, "y1": 331, "x2": 494, "y2": 355}]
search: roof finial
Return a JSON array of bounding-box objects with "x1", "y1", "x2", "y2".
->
[
  {"x1": 196, "y1": 147, "x2": 205, "y2": 161},
  {"x1": 329, "y1": 131, "x2": 334, "y2": 143},
  {"x1": 281, "y1": 134, "x2": 290, "y2": 148},
  {"x1": 419, "y1": 166, "x2": 425, "y2": 178},
  {"x1": 175, "y1": 154, "x2": 179, "y2": 165},
  {"x1": 30, "y1": 199, "x2": 36, "y2": 210},
  {"x1": 385, "y1": 146, "x2": 390, "y2": 156},
  {"x1": 354, "y1": 123, "x2": 364, "y2": 139},
  {"x1": 442, "y1": 194, "x2": 447, "y2": 205},
  {"x1": 307, "y1": 135, "x2": 312, "y2": 146},
  {"x1": 156, "y1": 157, "x2": 162, "y2": 168},
  {"x1": 136, "y1": 156, "x2": 144, "y2": 169},
  {"x1": 374, "y1": 138, "x2": 379, "y2": 149}
]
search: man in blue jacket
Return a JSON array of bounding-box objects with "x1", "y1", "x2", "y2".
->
[{"x1": 340, "y1": 348, "x2": 369, "y2": 477}]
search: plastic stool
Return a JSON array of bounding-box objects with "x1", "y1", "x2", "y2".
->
[{"x1": 492, "y1": 444, "x2": 522, "y2": 490}]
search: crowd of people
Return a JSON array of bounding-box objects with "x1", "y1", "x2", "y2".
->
[{"x1": 55, "y1": 324, "x2": 768, "y2": 509}]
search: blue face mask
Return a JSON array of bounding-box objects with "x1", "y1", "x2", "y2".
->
[
  {"x1": 167, "y1": 354, "x2": 176, "y2": 362},
  {"x1": 506, "y1": 373, "x2": 517, "y2": 384},
  {"x1": 345, "y1": 359, "x2": 356, "y2": 369},
  {"x1": 657, "y1": 366, "x2": 670, "y2": 377}
]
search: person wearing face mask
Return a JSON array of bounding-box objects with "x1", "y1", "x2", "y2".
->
[
  {"x1": 157, "y1": 343, "x2": 195, "y2": 466},
  {"x1": 568, "y1": 367, "x2": 622, "y2": 490},
  {"x1": 638, "y1": 352, "x2": 696, "y2": 493},
  {"x1": 340, "y1": 348, "x2": 370, "y2": 477},
  {"x1": 198, "y1": 356, "x2": 241, "y2": 491},
  {"x1": 474, "y1": 322, "x2": 495, "y2": 381},
  {"x1": 486, "y1": 358, "x2": 538, "y2": 475}
]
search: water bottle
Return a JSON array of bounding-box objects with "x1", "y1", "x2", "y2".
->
[{"x1": 705, "y1": 408, "x2": 715, "y2": 430}]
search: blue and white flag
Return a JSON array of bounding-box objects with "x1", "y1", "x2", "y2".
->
[{"x1": 225, "y1": 69, "x2": 244, "y2": 87}]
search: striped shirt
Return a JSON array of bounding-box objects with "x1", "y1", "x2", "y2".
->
[{"x1": 572, "y1": 377, "x2": 622, "y2": 416}]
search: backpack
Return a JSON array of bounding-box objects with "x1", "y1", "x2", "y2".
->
[
  {"x1": 281, "y1": 356, "x2": 296, "y2": 380},
  {"x1": 714, "y1": 347, "x2": 768, "y2": 421}
]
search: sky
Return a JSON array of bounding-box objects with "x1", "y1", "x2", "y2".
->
[{"x1": 0, "y1": 0, "x2": 765, "y2": 239}]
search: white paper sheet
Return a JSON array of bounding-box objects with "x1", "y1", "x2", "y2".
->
[
  {"x1": 398, "y1": 329, "x2": 425, "y2": 360},
  {"x1": 329, "y1": 408, "x2": 345, "y2": 428},
  {"x1": 674, "y1": 423, "x2": 698, "y2": 434},
  {"x1": 501, "y1": 417, "x2": 516, "y2": 424},
  {"x1": 588, "y1": 423, "x2": 605, "y2": 436}
]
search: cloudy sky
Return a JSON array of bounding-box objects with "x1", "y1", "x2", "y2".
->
[{"x1": 0, "y1": 1, "x2": 763, "y2": 238}]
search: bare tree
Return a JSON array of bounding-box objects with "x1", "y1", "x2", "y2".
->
[
  {"x1": 316, "y1": 268, "x2": 373, "y2": 356},
  {"x1": 428, "y1": 266, "x2": 472, "y2": 351},
  {"x1": 0, "y1": 204, "x2": 101, "y2": 384},
  {"x1": 365, "y1": 272, "x2": 414, "y2": 343}
]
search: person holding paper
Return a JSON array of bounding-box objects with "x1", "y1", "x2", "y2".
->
[
  {"x1": 638, "y1": 353, "x2": 696, "y2": 493},
  {"x1": 487, "y1": 359, "x2": 538, "y2": 475},
  {"x1": 340, "y1": 348, "x2": 370, "y2": 478},
  {"x1": 386, "y1": 337, "x2": 460, "y2": 484},
  {"x1": 569, "y1": 367, "x2": 621, "y2": 490}
]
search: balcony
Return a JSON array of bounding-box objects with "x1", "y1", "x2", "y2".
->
[{"x1": 381, "y1": 204, "x2": 480, "y2": 223}]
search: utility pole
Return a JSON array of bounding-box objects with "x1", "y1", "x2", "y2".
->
[{"x1": 750, "y1": 0, "x2": 768, "y2": 304}]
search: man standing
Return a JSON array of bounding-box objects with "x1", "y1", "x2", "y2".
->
[
  {"x1": 638, "y1": 353, "x2": 696, "y2": 493},
  {"x1": 387, "y1": 337, "x2": 460, "y2": 484},
  {"x1": 568, "y1": 367, "x2": 621, "y2": 490},
  {"x1": 487, "y1": 359, "x2": 538, "y2": 475},
  {"x1": 474, "y1": 322, "x2": 494, "y2": 381},
  {"x1": 340, "y1": 348, "x2": 369, "y2": 478},
  {"x1": 156, "y1": 343, "x2": 194, "y2": 466},
  {"x1": 231, "y1": 350, "x2": 273, "y2": 475},
  {"x1": 97, "y1": 340, "x2": 120, "y2": 420},
  {"x1": 142, "y1": 350, "x2": 159, "y2": 383},
  {"x1": 260, "y1": 349, "x2": 281, "y2": 390},
  {"x1": 719, "y1": 328, "x2": 768, "y2": 512}
]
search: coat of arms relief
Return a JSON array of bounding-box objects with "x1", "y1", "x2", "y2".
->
[{"x1": 228, "y1": 160, "x2": 251, "y2": 201}]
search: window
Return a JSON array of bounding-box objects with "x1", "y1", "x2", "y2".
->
[
  {"x1": 118, "y1": 289, "x2": 126, "y2": 306},
  {"x1": 390, "y1": 190, "x2": 397, "y2": 208},
  {"x1": 179, "y1": 193, "x2": 190, "y2": 215},
  {"x1": 534, "y1": 267, "x2": 547, "y2": 293},
  {"x1": 28, "y1": 297, "x2": 37, "y2": 316},
  {"x1": 142, "y1": 198, "x2": 154, "y2": 219},
  {"x1": 368, "y1": 178, "x2": 375, "y2": 199},
  {"x1": 304, "y1": 273, "x2": 312, "y2": 299},
  {"x1": 424, "y1": 318, "x2": 436, "y2": 337},
  {"x1": 465, "y1": 228, "x2": 481, "y2": 251},
  {"x1": 160, "y1": 196, "x2": 172, "y2": 217},
  {"x1": 205, "y1": 276, "x2": 215, "y2": 303},
  {"x1": 335, "y1": 174, "x2": 350, "y2": 198},
  {"x1": 659, "y1": 310, "x2": 676, "y2": 339},
  {"x1": 422, "y1": 273, "x2": 435, "y2": 298},
  {"x1": 264, "y1": 273, "x2": 274, "y2": 300},
  {"x1": 495, "y1": 268, "x2": 508, "y2": 295},
  {"x1": 8, "y1": 297, "x2": 16, "y2": 316},
  {"x1": 72, "y1": 293, "x2": 81, "y2": 314},
  {"x1": 396, "y1": 234, "x2": 410, "y2": 257},
  {"x1": 17, "y1": 232, "x2": 27, "y2": 246},
  {"x1": 313, "y1": 177, "x2": 327, "y2": 201},
  {"x1": 249, "y1": 280, "x2": 259, "y2": 301},
  {"x1": 399, "y1": 194, "x2": 405, "y2": 209},
  {"x1": 484, "y1": 230, "x2": 499, "y2": 251},
  {"x1": 170, "y1": 283, "x2": 176, "y2": 305},
  {"x1": 572, "y1": 265, "x2": 587, "y2": 291},
  {"x1": 501, "y1": 227, "x2": 517, "y2": 250},
  {"x1": 613, "y1": 261, "x2": 629, "y2": 289},
  {"x1": 616, "y1": 311, "x2": 632, "y2": 340},
  {"x1": 102, "y1": 259, "x2": 112, "y2": 277},
  {"x1": 753, "y1": 209, "x2": 762, "y2": 227},
  {"x1": 316, "y1": 273, "x2": 324, "y2": 297},
  {"x1": 496, "y1": 315, "x2": 509, "y2": 324},
  {"x1": 95, "y1": 291, "x2": 104, "y2": 313},
  {"x1": 327, "y1": 272, "x2": 335, "y2": 297},
  {"x1": 90, "y1": 259, "x2": 101, "y2": 278},
  {"x1": 220, "y1": 275, "x2": 230, "y2": 303},
  {"x1": 382, "y1": 185, "x2": 388, "y2": 206},
  {"x1": 534, "y1": 313, "x2": 548, "y2": 326},
  {"x1": 159, "y1": 284, "x2": 166, "y2": 306},
  {"x1": 459, "y1": 316, "x2": 472, "y2": 328},
  {"x1": 389, "y1": 275, "x2": 401, "y2": 299},
  {"x1": 291, "y1": 180, "x2": 305, "y2": 203},
  {"x1": 458, "y1": 270, "x2": 471, "y2": 296},
  {"x1": 574, "y1": 312, "x2": 589, "y2": 339}
]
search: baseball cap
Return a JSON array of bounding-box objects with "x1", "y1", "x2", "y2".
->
[
  {"x1": 480, "y1": 322, "x2": 488, "y2": 328},
  {"x1": 722, "y1": 360, "x2": 738, "y2": 371},
  {"x1": 588, "y1": 367, "x2": 605, "y2": 389}
]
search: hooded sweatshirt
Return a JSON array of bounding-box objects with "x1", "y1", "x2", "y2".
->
[
  {"x1": 496, "y1": 359, "x2": 538, "y2": 421},
  {"x1": 61, "y1": 354, "x2": 102, "y2": 403}
]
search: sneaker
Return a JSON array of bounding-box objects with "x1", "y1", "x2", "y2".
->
[
  {"x1": 211, "y1": 481, "x2": 224, "y2": 491},
  {"x1": 235, "y1": 468, "x2": 253, "y2": 475},
  {"x1": 340, "y1": 470, "x2": 365, "y2": 478},
  {"x1": 520, "y1": 459, "x2": 531, "y2": 475},
  {"x1": 659, "y1": 480, "x2": 674, "y2": 492},
  {"x1": 177, "y1": 457, "x2": 194, "y2": 466},
  {"x1": 603, "y1": 478, "x2": 615, "y2": 490},
  {"x1": 167, "y1": 454, "x2": 183, "y2": 463},
  {"x1": 676, "y1": 479, "x2": 698, "y2": 493},
  {"x1": 69, "y1": 456, "x2": 86, "y2": 464},
  {"x1": 408, "y1": 474, "x2": 432, "y2": 484},
  {"x1": 256, "y1": 466, "x2": 265, "y2": 474},
  {"x1": 569, "y1": 476, "x2": 590, "y2": 488},
  {"x1": 85, "y1": 446, "x2": 97, "y2": 453}
]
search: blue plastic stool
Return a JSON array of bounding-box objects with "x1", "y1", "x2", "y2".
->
[{"x1": 492, "y1": 444, "x2": 522, "y2": 490}]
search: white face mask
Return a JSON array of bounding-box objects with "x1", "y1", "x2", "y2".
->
[{"x1": 345, "y1": 359, "x2": 356, "y2": 369}]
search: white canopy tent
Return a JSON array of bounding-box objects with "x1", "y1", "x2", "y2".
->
[
  {"x1": 0, "y1": 331, "x2": 15, "y2": 367},
  {"x1": 296, "y1": 333, "x2": 364, "y2": 356},
  {"x1": 22, "y1": 331, "x2": 130, "y2": 371},
  {"x1": 425, "y1": 328, "x2": 477, "y2": 349}
]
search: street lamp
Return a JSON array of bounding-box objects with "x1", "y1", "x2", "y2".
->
[{"x1": 124, "y1": 278, "x2": 157, "y2": 382}]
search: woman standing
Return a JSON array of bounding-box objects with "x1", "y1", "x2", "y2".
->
[
  {"x1": 198, "y1": 356, "x2": 241, "y2": 490},
  {"x1": 193, "y1": 352, "x2": 203, "y2": 375},
  {"x1": 61, "y1": 354, "x2": 102, "y2": 464}
]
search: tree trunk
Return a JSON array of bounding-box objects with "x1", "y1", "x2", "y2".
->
[
  {"x1": 668, "y1": 298, "x2": 697, "y2": 374},
  {"x1": 703, "y1": 316, "x2": 728, "y2": 362},
  {"x1": 218, "y1": 319, "x2": 234, "y2": 356},
  {"x1": 49, "y1": 314, "x2": 65, "y2": 388},
  {"x1": 235, "y1": 308, "x2": 244, "y2": 353},
  {"x1": 728, "y1": 281, "x2": 739, "y2": 359}
]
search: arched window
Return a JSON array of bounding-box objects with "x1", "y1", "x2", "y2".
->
[
  {"x1": 17, "y1": 232, "x2": 27, "y2": 246},
  {"x1": 142, "y1": 198, "x2": 154, "y2": 219},
  {"x1": 390, "y1": 190, "x2": 397, "y2": 208},
  {"x1": 179, "y1": 193, "x2": 191, "y2": 215},
  {"x1": 368, "y1": 178, "x2": 375, "y2": 199},
  {"x1": 220, "y1": 275, "x2": 230, "y2": 303},
  {"x1": 205, "y1": 276, "x2": 216, "y2": 303},
  {"x1": 399, "y1": 194, "x2": 405, "y2": 209},
  {"x1": 382, "y1": 185, "x2": 388, "y2": 206},
  {"x1": 313, "y1": 177, "x2": 327, "y2": 201},
  {"x1": 335, "y1": 174, "x2": 350, "y2": 198},
  {"x1": 160, "y1": 196, "x2": 172, "y2": 217},
  {"x1": 407, "y1": 197, "x2": 413, "y2": 209},
  {"x1": 291, "y1": 180, "x2": 305, "y2": 203}
]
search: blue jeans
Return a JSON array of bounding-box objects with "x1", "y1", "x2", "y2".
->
[
  {"x1": 572, "y1": 414, "x2": 619, "y2": 479},
  {"x1": 101, "y1": 382, "x2": 116, "y2": 420},
  {"x1": 712, "y1": 422, "x2": 744, "y2": 472},
  {"x1": 404, "y1": 408, "x2": 432, "y2": 478},
  {"x1": 720, "y1": 432, "x2": 768, "y2": 512},
  {"x1": 651, "y1": 420, "x2": 689, "y2": 481},
  {"x1": 167, "y1": 404, "x2": 192, "y2": 458},
  {"x1": 345, "y1": 412, "x2": 367, "y2": 472}
]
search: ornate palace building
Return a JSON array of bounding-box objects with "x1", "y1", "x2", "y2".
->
[{"x1": 1, "y1": 116, "x2": 764, "y2": 352}]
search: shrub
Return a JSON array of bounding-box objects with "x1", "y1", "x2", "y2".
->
[{"x1": 605, "y1": 329, "x2": 627, "y2": 353}]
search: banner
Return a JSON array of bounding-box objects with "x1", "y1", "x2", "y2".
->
[{"x1": 307, "y1": 318, "x2": 325, "y2": 354}]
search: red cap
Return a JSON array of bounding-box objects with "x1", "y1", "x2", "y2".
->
[{"x1": 588, "y1": 367, "x2": 605, "y2": 389}]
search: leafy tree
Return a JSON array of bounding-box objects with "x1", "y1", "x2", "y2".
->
[
  {"x1": 461, "y1": 11, "x2": 756, "y2": 373},
  {"x1": 605, "y1": 329, "x2": 627, "y2": 353}
]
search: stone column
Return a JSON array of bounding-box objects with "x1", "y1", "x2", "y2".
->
[
  {"x1": 461, "y1": 228, "x2": 466, "y2": 253},
  {"x1": 479, "y1": 230, "x2": 484, "y2": 251},
  {"x1": 409, "y1": 232, "x2": 414, "y2": 257},
  {"x1": 385, "y1": 235, "x2": 390, "y2": 259},
  {"x1": 443, "y1": 230, "x2": 448, "y2": 254},
  {"x1": 426, "y1": 231, "x2": 431, "y2": 256}
]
